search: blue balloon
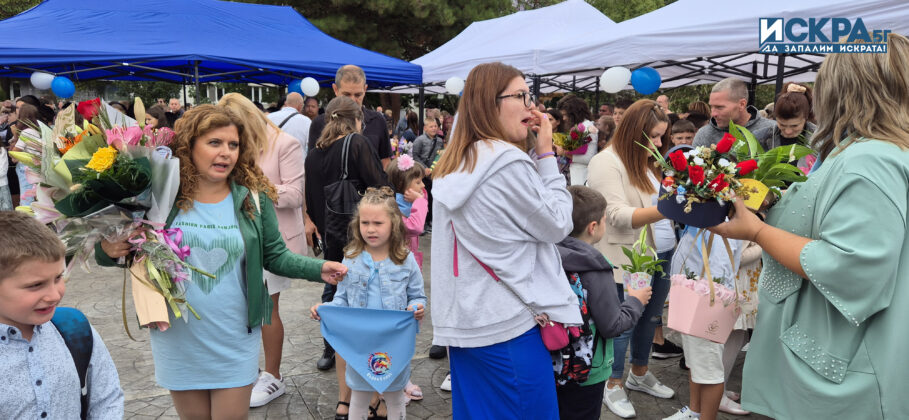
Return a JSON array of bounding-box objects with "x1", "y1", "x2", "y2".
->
[
  {"x1": 630, "y1": 67, "x2": 662, "y2": 95},
  {"x1": 51, "y1": 76, "x2": 75, "y2": 99},
  {"x1": 288, "y1": 79, "x2": 303, "y2": 94}
]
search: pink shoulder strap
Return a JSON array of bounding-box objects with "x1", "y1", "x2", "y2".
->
[{"x1": 450, "y1": 222, "x2": 499, "y2": 281}]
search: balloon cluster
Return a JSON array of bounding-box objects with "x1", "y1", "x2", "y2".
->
[
  {"x1": 288, "y1": 77, "x2": 320, "y2": 97},
  {"x1": 599, "y1": 66, "x2": 662, "y2": 95},
  {"x1": 30, "y1": 72, "x2": 76, "y2": 98}
]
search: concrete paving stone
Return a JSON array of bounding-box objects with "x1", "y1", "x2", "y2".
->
[{"x1": 67, "y1": 236, "x2": 771, "y2": 419}]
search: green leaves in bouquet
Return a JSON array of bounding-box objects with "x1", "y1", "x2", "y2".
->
[
  {"x1": 620, "y1": 227, "x2": 666, "y2": 275},
  {"x1": 728, "y1": 122, "x2": 812, "y2": 191},
  {"x1": 57, "y1": 156, "x2": 152, "y2": 217}
]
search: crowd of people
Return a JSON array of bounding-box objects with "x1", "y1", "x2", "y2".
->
[{"x1": 2, "y1": 33, "x2": 909, "y2": 420}]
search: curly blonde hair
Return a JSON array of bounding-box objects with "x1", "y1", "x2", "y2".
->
[
  {"x1": 172, "y1": 104, "x2": 276, "y2": 218},
  {"x1": 343, "y1": 187, "x2": 410, "y2": 265}
]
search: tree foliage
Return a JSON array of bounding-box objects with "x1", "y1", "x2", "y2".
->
[{"x1": 0, "y1": 0, "x2": 38, "y2": 21}]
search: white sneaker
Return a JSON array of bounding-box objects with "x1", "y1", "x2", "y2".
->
[
  {"x1": 440, "y1": 374, "x2": 452, "y2": 391},
  {"x1": 719, "y1": 394, "x2": 750, "y2": 415},
  {"x1": 603, "y1": 385, "x2": 636, "y2": 418},
  {"x1": 625, "y1": 371, "x2": 675, "y2": 399},
  {"x1": 663, "y1": 406, "x2": 699, "y2": 420},
  {"x1": 249, "y1": 371, "x2": 285, "y2": 407}
]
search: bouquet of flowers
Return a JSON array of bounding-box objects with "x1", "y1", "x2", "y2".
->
[
  {"x1": 728, "y1": 121, "x2": 812, "y2": 210},
  {"x1": 554, "y1": 122, "x2": 594, "y2": 152},
  {"x1": 14, "y1": 97, "x2": 194, "y2": 332}
]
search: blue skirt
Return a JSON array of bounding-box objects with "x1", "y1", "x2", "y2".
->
[{"x1": 449, "y1": 327, "x2": 558, "y2": 420}]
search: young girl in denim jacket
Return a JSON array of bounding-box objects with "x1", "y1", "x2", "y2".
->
[{"x1": 311, "y1": 186, "x2": 427, "y2": 419}]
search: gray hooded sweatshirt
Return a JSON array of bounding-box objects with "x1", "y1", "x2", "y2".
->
[
  {"x1": 430, "y1": 140, "x2": 583, "y2": 348},
  {"x1": 692, "y1": 105, "x2": 776, "y2": 149}
]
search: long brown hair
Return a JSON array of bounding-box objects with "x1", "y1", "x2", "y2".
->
[
  {"x1": 316, "y1": 96, "x2": 363, "y2": 149},
  {"x1": 172, "y1": 104, "x2": 276, "y2": 217},
  {"x1": 433, "y1": 62, "x2": 525, "y2": 178},
  {"x1": 812, "y1": 33, "x2": 909, "y2": 159},
  {"x1": 610, "y1": 99, "x2": 670, "y2": 194},
  {"x1": 344, "y1": 187, "x2": 410, "y2": 265}
]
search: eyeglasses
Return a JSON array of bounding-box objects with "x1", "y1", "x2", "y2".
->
[{"x1": 497, "y1": 91, "x2": 536, "y2": 108}]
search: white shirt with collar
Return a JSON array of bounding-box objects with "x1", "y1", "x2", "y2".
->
[
  {"x1": 268, "y1": 107, "x2": 311, "y2": 158},
  {"x1": 0, "y1": 321, "x2": 124, "y2": 419}
]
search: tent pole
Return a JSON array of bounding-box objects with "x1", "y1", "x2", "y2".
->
[
  {"x1": 194, "y1": 61, "x2": 201, "y2": 104},
  {"x1": 418, "y1": 85, "x2": 425, "y2": 134},
  {"x1": 774, "y1": 54, "x2": 787, "y2": 97},
  {"x1": 594, "y1": 76, "x2": 600, "y2": 112},
  {"x1": 572, "y1": 76, "x2": 576, "y2": 93},
  {"x1": 532, "y1": 75, "x2": 540, "y2": 99},
  {"x1": 183, "y1": 82, "x2": 187, "y2": 106},
  {"x1": 748, "y1": 62, "x2": 757, "y2": 106}
]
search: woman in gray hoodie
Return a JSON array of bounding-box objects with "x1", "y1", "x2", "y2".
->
[{"x1": 430, "y1": 62, "x2": 582, "y2": 419}]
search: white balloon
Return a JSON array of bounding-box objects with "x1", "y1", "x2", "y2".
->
[
  {"x1": 300, "y1": 77, "x2": 320, "y2": 97},
  {"x1": 30, "y1": 72, "x2": 55, "y2": 90},
  {"x1": 600, "y1": 67, "x2": 631, "y2": 93},
  {"x1": 445, "y1": 77, "x2": 464, "y2": 95}
]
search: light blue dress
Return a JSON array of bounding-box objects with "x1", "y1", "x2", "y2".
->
[{"x1": 149, "y1": 193, "x2": 259, "y2": 390}]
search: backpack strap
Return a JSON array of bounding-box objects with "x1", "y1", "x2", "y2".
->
[
  {"x1": 339, "y1": 133, "x2": 354, "y2": 181},
  {"x1": 51, "y1": 307, "x2": 93, "y2": 420},
  {"x1": 277, "y1": 111, "x2": 300, "y2": 129}
]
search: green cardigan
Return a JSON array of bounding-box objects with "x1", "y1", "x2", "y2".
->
[
  {"x1": 97, "y1": 182, "x2": 326, "y2": 328},
  {"x1": 741, "y1": 140, "x2": 909, "y2": 419}
]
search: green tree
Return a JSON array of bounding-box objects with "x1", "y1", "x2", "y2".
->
[
  {"x1": 587, "y1": 0, "x2": 667, "y2": 22},
  {"x1": 0, "y1": 0, "x2": 38, "y2": 20}
]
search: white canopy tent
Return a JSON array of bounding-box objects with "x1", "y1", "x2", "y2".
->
[
  {"x1": 410, "y1": 0, "x2": 616, "y2": 87},
  {"x1": 544, "y1": 0, "x2": 909, "y2": 93}
]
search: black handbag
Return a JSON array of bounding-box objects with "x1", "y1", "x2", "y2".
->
[{"x1": 323, "y1": 134, "x2": 362, "y2": 257}]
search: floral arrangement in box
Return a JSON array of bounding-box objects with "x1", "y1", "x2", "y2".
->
[
  {"x1": 640, "y1": 133, "x2": 750, "y2": 227},
  {"x1": 728, "y1": 121, "x2": 812, "y2": 210},
  {"x1": 670, "y1": 270, "x2": 739, "y2": 307}
]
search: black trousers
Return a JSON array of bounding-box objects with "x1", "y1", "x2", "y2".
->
[
  {"x1": 423, "y1": 175, "x2": 433, "y2": 227},
  {"x1": 556, "y1": 380, "x2": 606, "y2": 420}
]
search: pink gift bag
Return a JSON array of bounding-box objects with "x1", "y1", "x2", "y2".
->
[
  {"x1": 667, "y1": 231, "x2": 741, "y2": 344},
  {"x1": 668, "y1": 283, "x2": 740, "y2": 343}
]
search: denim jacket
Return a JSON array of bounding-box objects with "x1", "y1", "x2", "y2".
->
[{"x1": 329, "y1": 251, "x2": 427, "y2": 311}]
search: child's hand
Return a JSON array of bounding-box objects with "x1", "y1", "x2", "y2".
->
[
  {"x1": 408, "y1": 303, "x2": 425, "y2": 321},
  {"x1": 628, "y1": 286, "x2": 652, "y2": 306},
  {"x1": 321, "y1": 261, "x2": 347, "y2": 285},
  {"x1": 310, "y1": 303, "x2": 323, "y2": 320},
  {"x1": 403, "y1": 188, "x2": 423, "y2": 203}
]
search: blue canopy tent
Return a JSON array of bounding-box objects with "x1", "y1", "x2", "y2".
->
[{"x1": 0, "y1": 0, "x2": 422, "y2": 98}]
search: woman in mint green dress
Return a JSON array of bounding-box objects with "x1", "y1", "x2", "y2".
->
[{"x1": 711, "y1": 34, "x2": 909, "y2": 419}]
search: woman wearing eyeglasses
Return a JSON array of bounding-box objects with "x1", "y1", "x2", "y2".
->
[{"x1": 430, "y1": 62, "x2": 581, "y2": 419}]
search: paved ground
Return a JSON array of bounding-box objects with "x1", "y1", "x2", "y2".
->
[{"x1": 65, "y1": 235, "x2": 769, "y2": 419}]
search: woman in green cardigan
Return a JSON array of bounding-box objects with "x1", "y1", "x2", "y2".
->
[
  {"x1": 711, "y1": 34, "x2": 909, "y2": 419},
  {"x1": 98, "y1": 105, "x2": 347, "y2": 419}
]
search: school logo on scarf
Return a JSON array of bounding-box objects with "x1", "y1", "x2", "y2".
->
[{"x1": 319, "y1": 306, "x2": 417, "y2": 393}]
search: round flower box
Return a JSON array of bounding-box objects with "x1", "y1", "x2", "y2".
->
[{"x1": 657, "y1": 185, "x2": 730, "y2": 228}]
